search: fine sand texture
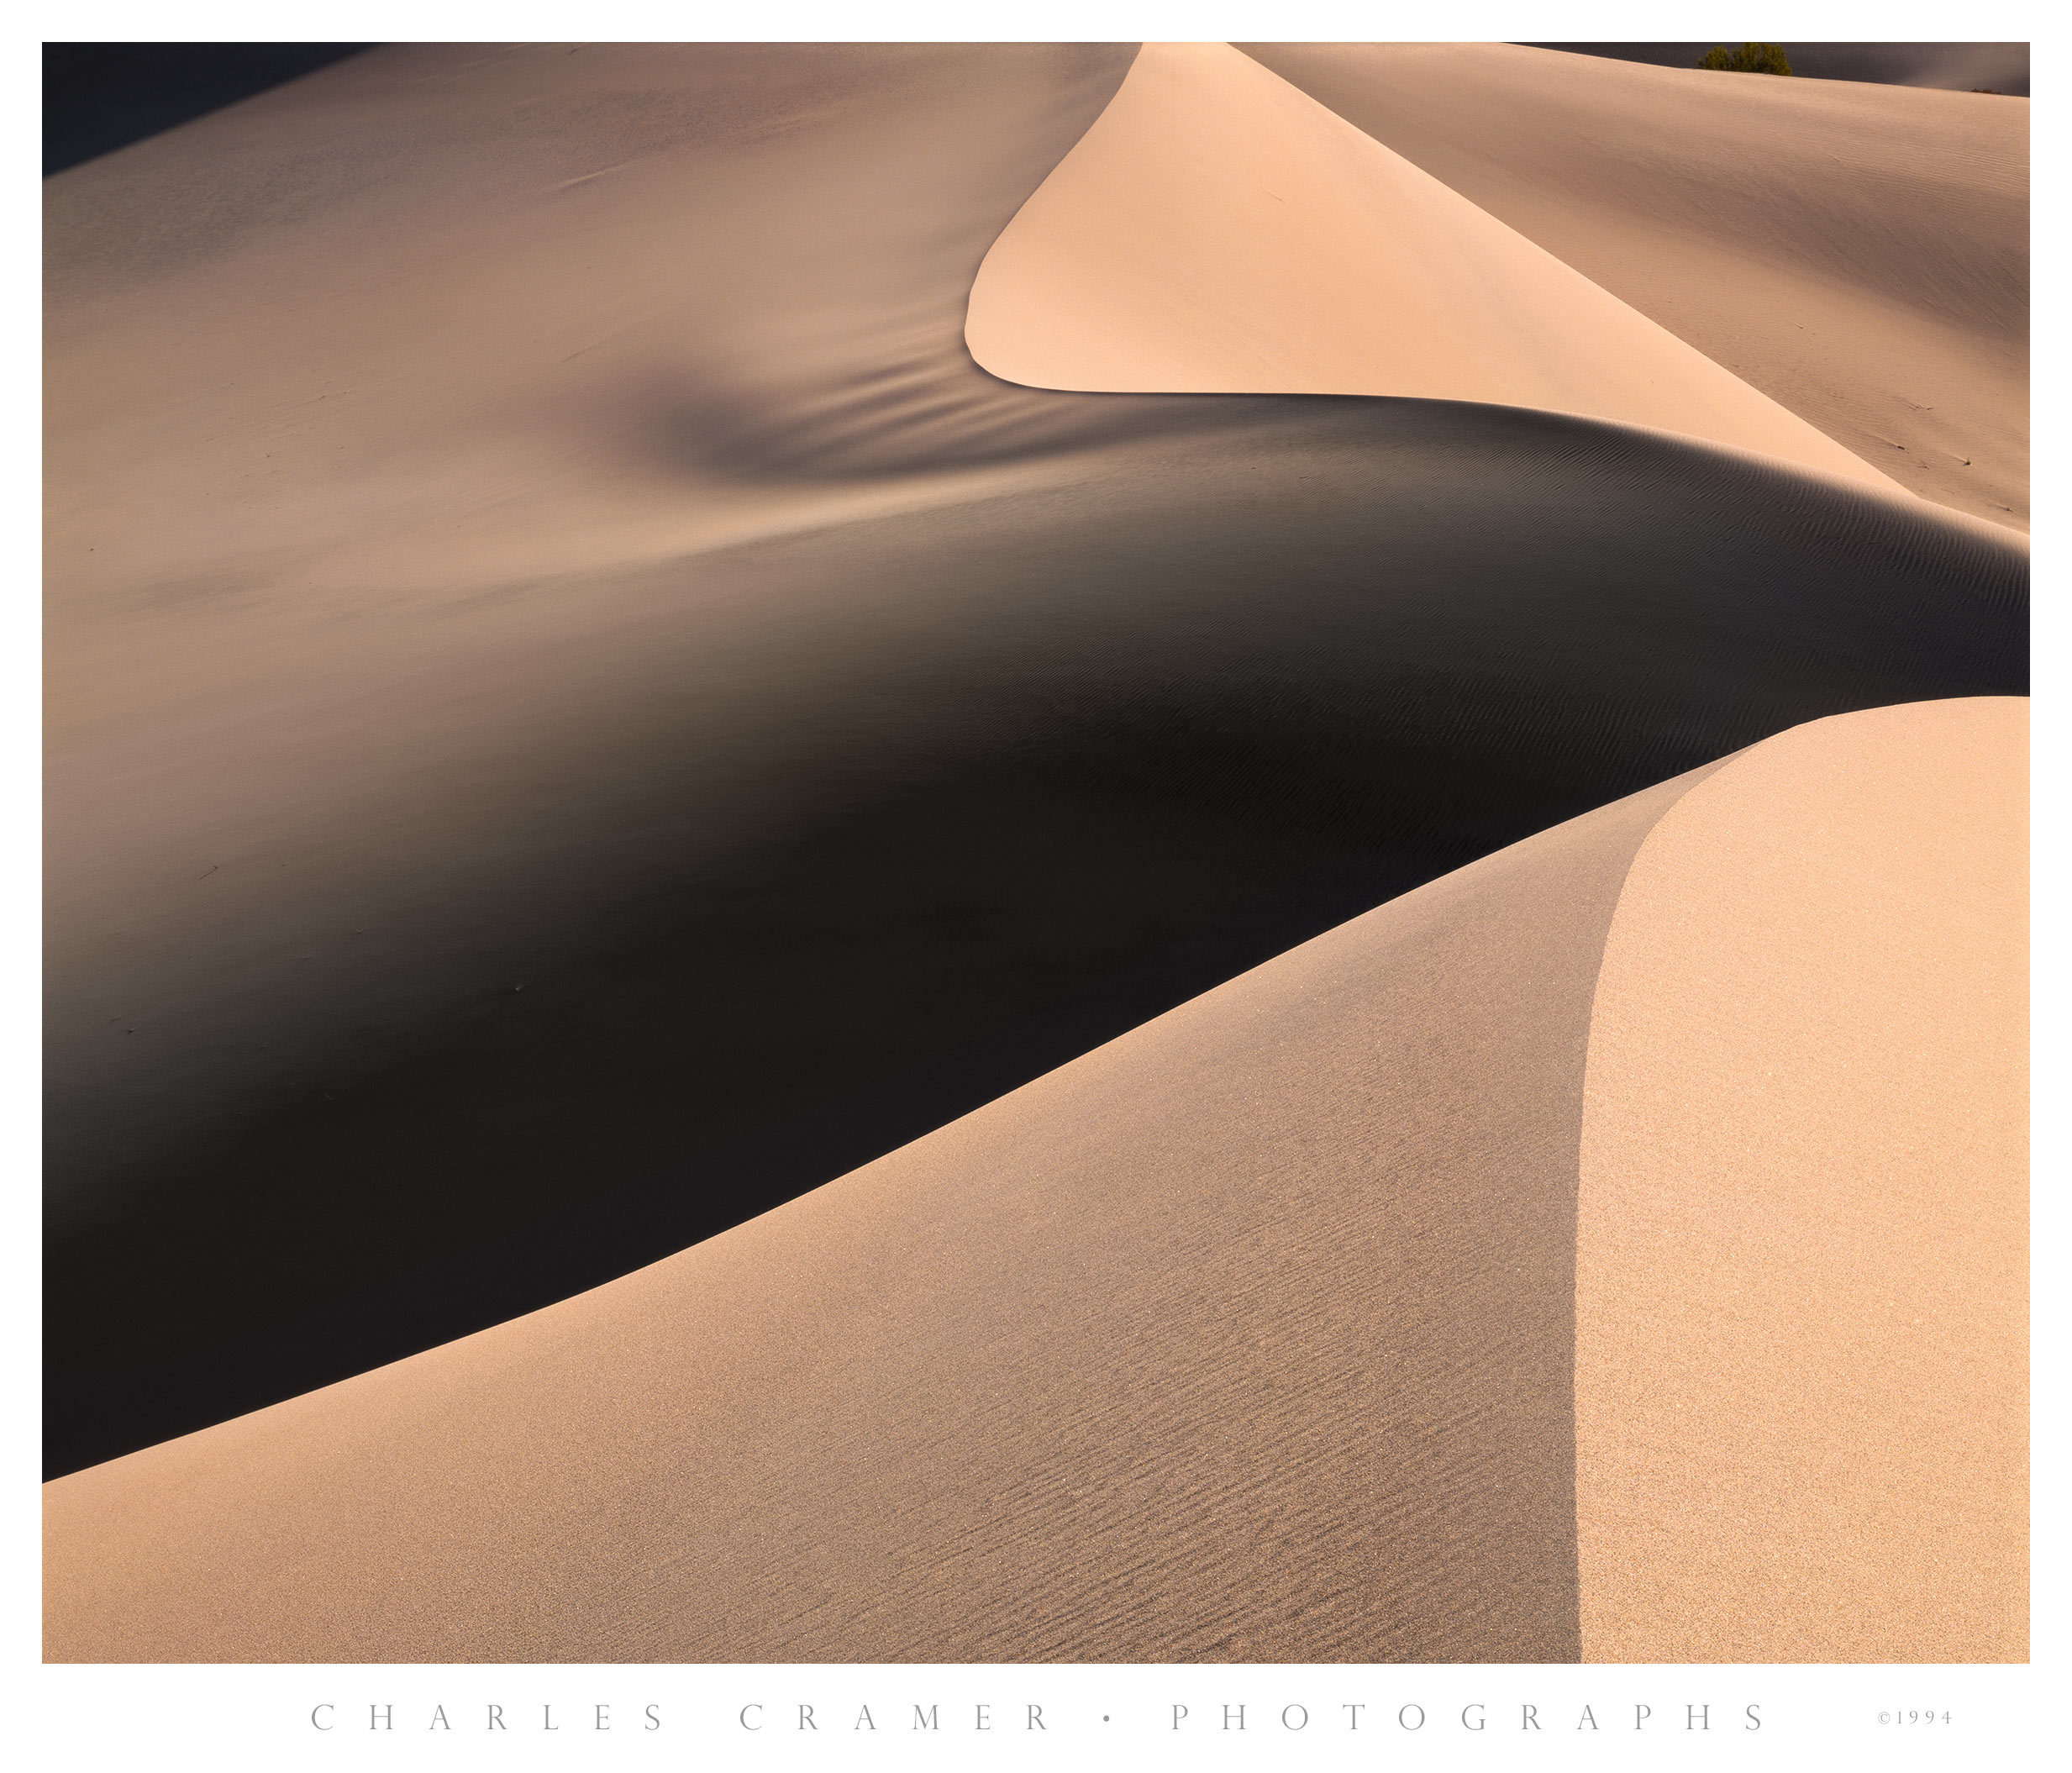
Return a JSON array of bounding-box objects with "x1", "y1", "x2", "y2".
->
[
  {"x1": 1576, "y1": 697, "x2": 2027, "y2": 1662},
  {"x1": 44, "y1": 697, "x2": 2027, "y2": 1662},
  {"x1": 45, "y1": 44, "x2": 2027, "y2": 1481},
  {"x1": 45, "y1": 765, "x2": 1718, "y2": 1663},
  {"x1": 968, "y1": 44, "x2": 1893, "y2": 493},
  {"x1": 1246, "y1": 43, "x2": 2029, "y2": 528}
]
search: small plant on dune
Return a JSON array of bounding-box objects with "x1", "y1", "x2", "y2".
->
[{"x1": 1699, "y1": 43, "x2": 1793, "y2": 76}]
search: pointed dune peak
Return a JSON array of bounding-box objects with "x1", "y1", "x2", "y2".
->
[{"x1": 967, "y1": 42, "x2": 1896, "y2": 494}]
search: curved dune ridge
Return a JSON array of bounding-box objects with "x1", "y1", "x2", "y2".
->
[
  {"x1": 965, "y1": 42, "x2": 1896, "y2": 494},
  {"x1": 1246, "y1": 42, "x2": 2029, "y2": 529},
  {"x1": 44, "y1": 41, "x2": 2023, "y2": 1484},
  {"x1": 44, "y1": 768, "x2": 1705, "y2": 1663},
  {"x1": 42, "y1": 698, "x2": 2026, "y2": 1663},
  {"x1": 1577, "y1": 697, "x2": 2027, "y2": 1662},
  {"x1": 44, "y1": 43, "x2": 2027, "y2": 1667}
]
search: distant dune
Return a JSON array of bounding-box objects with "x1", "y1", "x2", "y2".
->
[
  {"x1": 1534, "y1": 41, "x2": 2029, "y2": 95},
  {"x1": 969, "y1": 44, "x2": 1891, "y2": 492},
  {"x1": 1246, "y1": 43, "x2": 2028, "y2": 528}
]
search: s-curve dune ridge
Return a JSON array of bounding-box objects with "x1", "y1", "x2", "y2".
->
[
  {"x1": 44, "y1": 764, "x2": 1716, "y2": 1662},
  {"x1": 43, "y1": 697, "x2": 2027, "y2": 1663},
  {"x1": 966, "y1": 42, "x2": 1895, "y2": 495},
  {"x1": 45, "y1": 40, "x2": 2026, "y2": 1537}
]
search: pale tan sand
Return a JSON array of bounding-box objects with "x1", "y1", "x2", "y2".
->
[
  {"x1": 1246, "y1": 43, "x2": 2029, "y2": 529},
  {"x1": 965, "y1": 43, "x2": 1895, "y2": 493},
  {"x1": 44, "y1": 766, "x2": 1725, "y2": 1663},
  {"x1": 43, "y1": 45, "x2": 1139, "y2": 610},
  {"x1": 1575, "y1": 697, "x2": 2027, "y2": 1661}
]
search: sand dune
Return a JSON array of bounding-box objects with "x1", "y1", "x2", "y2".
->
[
  {"x1": 45, "y1": 43, "x2": 2027, "y2": 1486},
  {"x1": 45, "y1": 697, "x2": 2026, "y2": 1662},
  {"x1": 968, "y1": 43, "x2": 1892, "y2": 492},
  {"x1": 42, "y1": 393, "x2": 2027, "y2": 1481},
  {"x1": 44, "y1": 43, "x2": 2029, "y2": 1670},
  {"x1": 1577, "y1": 697, "x2": 2027, "y2": 1661},
  {"x1": 1246, "y1": 43, "x2": 2028, "y2": 528},
  {"x1": 44, "y1": 38, "x2": 1148, "y2": 1471},
  {"x1": 44, "y1": 762, "x2": 1717, "y2": 1662}
]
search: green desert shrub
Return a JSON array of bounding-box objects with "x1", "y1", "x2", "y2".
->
[{"x1": 1700, "y1": 43, "x2": 1793, "y2": 75}]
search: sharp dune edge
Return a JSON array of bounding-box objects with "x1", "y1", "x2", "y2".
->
[
  {"x1": 1246, "y1": 43, "x2": 2029, "y2": 529},
  {"x1": 1577, "y1": 697, "x2": 2027, "y2": 1662},
  {"x1": 44, "y1": 42, "x2": 2027, "y2": 1665},
  {"x1": 966, "y1": 42, "x2": 1897, "y2": 495},
  {"x1": 43, "y1": 699, "x2": 2027, "y2": 1662},
  {"x1": 45, "y1": 766, "x2": 1709, "y2": 1663}
]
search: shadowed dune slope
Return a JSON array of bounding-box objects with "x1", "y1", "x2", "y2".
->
[
  {"x1": 45, "y1": 45, "x2": 2027, "y2": 1481},
  {"x1": 44, "y1": 700, "x2": 2027, "y2": 1664},
  {"x1": 1245, "y1": 43, "x2": 2028, "y2": 528},
  {"x1": 42, "y1": 43, "x2": 372, "y2": 176},
  {"x1": 45, "y1": 763, "x2": 1722, "y2": 1664},
  {"x1": 967, "y1": 43, "x2": 1891, "y2": 493},
  {"x1": 1577, "y1": 697, "x2": 2027, "y2": 1662},
  {"x1": 1534, "y1": 43, "x2": 2029, "y2": 95},
  {"x1": 44, "y1": 397, "x2": 2028, "y2": 1481}
]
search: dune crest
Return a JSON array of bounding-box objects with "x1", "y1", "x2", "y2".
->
[
  {"x1": 1576, "y1": 697, "x2": 2027, "y2": 1661},
  {"x1": 965, "y1": 42, "x2": 1895, "y2": 493},
  {"x1": 1246, "y1": 43, "x2": 2028, "y2": 529},
  {"x1": 48, "y1": 697, "x2": 2027, "y2": 1663},
  {"x1": 45, "y1": 760, "x2": 1722, "y2": 1664}
]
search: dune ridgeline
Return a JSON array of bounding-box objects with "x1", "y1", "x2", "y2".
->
[{"x1": 44, "y1": 43, "x2": 2026, "y2": 1662}]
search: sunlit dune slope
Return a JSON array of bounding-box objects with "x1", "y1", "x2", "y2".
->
[
  {"x1": 43, "y1": 763, "x2": 1714, "y2": 1663},
  {"x1": 965, "y1": 42, "x2": 1892, "y2": 493},
  {"x1": 1578, "y1": 697, "x2": 2026, "y2": 1662},
  {"x1": 44, "y1": 700, "x2": 2026, "y2": 1664},
  {"x1": 1245, "y1": 42, "x2": 2028, "y2": 528}
]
